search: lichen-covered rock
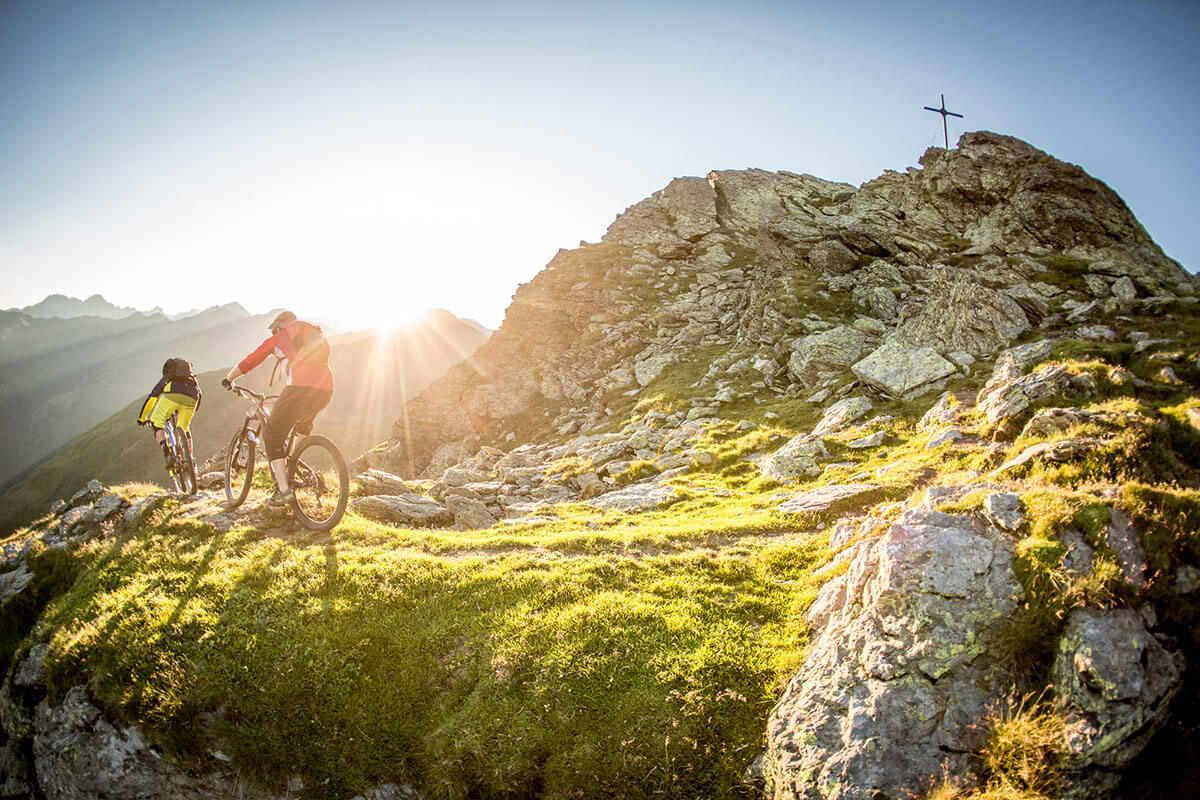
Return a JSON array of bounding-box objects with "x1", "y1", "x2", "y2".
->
[
  {"x1": 1055, "y1": 608, "x2": 1185, "y2": 797},
  {"x1": 990, "y1": 437, "x2": 1105, "y2": 475},
  {"x1": 763, "y1": 508, "x2": 1021, "y2": 799},
  {"x1": 634, "y1": 352, "x2": 680, "y2": 386},
  {"x1": 982, "y1": 492, "x2": 1023, "y2": 532},
  {"x1": 918, "y1": 391, "x2": 971, "y2": 433},
  {"x1": 351, "y1": 785, "x2": 423, "y2": 800},
  {"x1": 786, "y1": 326, "x2": 873, "y2": 386},
  {"x1": 707, "y1": 169, "x2": 853, "y2": 233},
  {"x1": 979, "y1": 343, "x2": 1056, "y2": 403},
  {"x1": 604, "y1": 177, "x2": 718, "y2": 248},
  {"x1": 587, "y1": 482, "x2": 679, "y2": 512},
  {"x1": 91, "y1": 493, "x2": 125, "y2": 520},
  {"x1": 1020, "y1": 407, "x2": 1101, "y2": 439},
  {"x1": 852, "y1": 285, "x2": 898, "y2": 319},
  {"x1": 755, "y1": 436, "x2": 826, "y2": 481},
  {"x1": 33, "y1": 685, "x2": 282, "y2": 800},
  {"x1": 197, "y1": 471, "x2": 225, "y2": 491},
  {"x1": 374, "y1": 133, "x2": 1194, "y2": 479},
  {"x1": 67, "y1": 480, "x2": 104, "y2": 509},
  {"x1": 808, "y1": 240, "x2": 858, "y2": 275},
  {"x1": 847, "y1": 431, "x2": 885, "y2": 449},
  {"x1": 812, "y1": 397, "x2": 873, "y2": 436},
  {"x1": 356, "y1": 469, "x2": 415, "y2": 496},
  {"x1": 926, "y1": 427, "x2": 965, "y2": 449},
  {"x1": 977, "y1": 364, "x2": 1071, "y2": 426},
  {"x1": 894, "y1": 270, "x2": 1031, "y2": 354},
  {"x1": 0, "y1": 563, "x2": 34, "y2": 607},
  {"x1": 778, "y1": 483, "x2": 881, "y2": 515},
  {"x1": 1076, "y1": 324, "x2": 1118, "y2": 341},
  {"x1": 351, "y1": 494, "x2": 453, "y2": 527},
  {"x1": 446, "y1": 495, "x2": 498, "y2": 530},
  {"x1": 1110, "y1": 276, "x2": 1138, "y2": 304},
  {"x1": 442, "y1": 466, "x2": 489, "y2": 487},
  {"x1": 1102, "y1": 508, "x2": 1147, "y2": 589},
  {"x1": 851, "y1": 342, "x2": 957, "y2": 400}
]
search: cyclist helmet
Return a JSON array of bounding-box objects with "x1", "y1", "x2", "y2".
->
[{"x1": 269, "y1": 310, "x2": 297, "y2": 333}]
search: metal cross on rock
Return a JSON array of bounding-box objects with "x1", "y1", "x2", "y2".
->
[{"x1": 924, "y1": 94, "x2": 964, "y2": 148}]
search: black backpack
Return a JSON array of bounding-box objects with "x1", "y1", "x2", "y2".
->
[{"x1": 163, "y1": 357, "x2": 194, "y2": 379}]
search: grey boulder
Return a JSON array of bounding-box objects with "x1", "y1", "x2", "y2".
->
[
  {"x1": 351, "y1": 494, "x2": 452, "y2": 527},
  {"x1": 851, "y1": 342, "x2": 957, "y2": 400}
]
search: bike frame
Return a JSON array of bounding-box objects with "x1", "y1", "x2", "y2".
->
[
  {"x1": 162, "y1": 412, "x2": 180, "y2": 454},
  {"x1": 229, "y1": 385, "x2": 302, "y2": 482}
]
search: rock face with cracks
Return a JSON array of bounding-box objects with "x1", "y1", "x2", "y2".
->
[
  {"x1": 762, "y1": 494, "x2": 1188, "y2": 800},
  {"x1": 1055, "y1": 608, "x2": 1185, "y2": 798},
  {"x1": 763, "y1": 507, "x2": 1022, "y2": 799}
]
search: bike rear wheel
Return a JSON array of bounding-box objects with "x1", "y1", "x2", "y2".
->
[
  {"x1": 224, "y1": 429, "x2": 255, "y2": 507},
  {"x1": 288, "y1": 435, "x2": 348, "y2": 531},
  {"x1": 167, "y1": 421, "x2": 197, "y2": 495},
  {"x1": 177, "y1": 437, "x2": 198, "y2": 496}
]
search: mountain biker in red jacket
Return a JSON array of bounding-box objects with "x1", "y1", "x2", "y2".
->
[{"x1": 222, "y1": 311, "x2": 333, "y2": 506}]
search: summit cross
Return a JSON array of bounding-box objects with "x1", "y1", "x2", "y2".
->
[{"x1": 924, "y1": 94, "x2": 964, "y2": 149}]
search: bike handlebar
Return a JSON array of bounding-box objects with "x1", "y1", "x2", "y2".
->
[{"x1": 228, "y1": 382, "x2": 267, "y2": 402}]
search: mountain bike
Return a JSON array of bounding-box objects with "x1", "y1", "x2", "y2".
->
[
  {"x1": 162, "y1": 412, "x2": 198, "y2": 495},
  {"x1": 223, "y1": 383, "x2": 348, "y2": 531}
]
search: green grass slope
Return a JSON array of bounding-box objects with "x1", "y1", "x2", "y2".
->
[{"x1": 26, "y1": 489, "x2": 826, "y2": 799}]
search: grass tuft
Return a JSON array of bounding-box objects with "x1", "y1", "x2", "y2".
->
[{"x1": 980, "y1": 693, "x2": 1065, "y2": 797}]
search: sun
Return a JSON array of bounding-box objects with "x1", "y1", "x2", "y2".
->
[{"x1": 319, "y1": 291, "x2": 430, "y2": 336}]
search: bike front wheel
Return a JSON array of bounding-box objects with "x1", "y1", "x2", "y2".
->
[
  {"x1": 224, "y1": 429, "x2": 255, "y2": 507},
  {"x1": 288, "y1": 435, "x2": 348, "y2": 531}
]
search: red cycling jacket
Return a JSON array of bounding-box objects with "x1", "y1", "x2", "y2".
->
[{"x1": 237, "y1": 320, "x2": 334, "y2": 391}]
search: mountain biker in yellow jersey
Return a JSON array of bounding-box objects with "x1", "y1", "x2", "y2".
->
[
  {"x1": 137, "y1": 358, "x2": 202, "y2": 469},
  {"x1": 222, "y1": 311, "x2": 333, "y2": 506}
]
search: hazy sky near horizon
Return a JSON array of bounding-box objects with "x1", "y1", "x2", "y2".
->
[{"x1": 2, "y1": 0, "x2": 1198, "y2": 329}]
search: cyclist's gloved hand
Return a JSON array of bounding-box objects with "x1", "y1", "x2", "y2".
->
[{"x1": 221, "y1": 378, "x2": 232, "y2": 390}]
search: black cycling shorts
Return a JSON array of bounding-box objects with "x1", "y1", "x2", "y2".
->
[{"x1": 264, "y1": 386, "x2": 332, "y2": 460}]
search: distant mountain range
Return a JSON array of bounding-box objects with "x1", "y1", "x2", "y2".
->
[
  {"x1": 8, "y1": 293, "x2": 150, "y2": 320},
  {"x1": 0, "y1": 296, "x2": 491, "y2": 531}
]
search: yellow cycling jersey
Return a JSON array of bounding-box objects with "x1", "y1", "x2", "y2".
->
[{"x1": 137, "y1": 376, "x2": 202, "y2": 431}]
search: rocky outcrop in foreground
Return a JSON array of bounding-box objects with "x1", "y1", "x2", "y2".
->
[{"x1": 763, "y1": 490, "x2": 1186, "y2": 799}]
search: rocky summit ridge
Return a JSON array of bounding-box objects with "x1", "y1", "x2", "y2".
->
[
  {"x1": 369, "y1": 131, "x2": 1195, "y2": 479},
  {"x1": 2, "y1": 132, "x2": 1199, "y2": 800}
]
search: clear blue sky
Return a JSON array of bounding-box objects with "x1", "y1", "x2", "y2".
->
[{"x1": 2, "y1": 0, "x2": 1197, "y2": 328}]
